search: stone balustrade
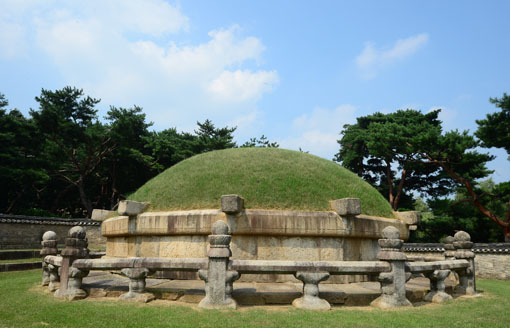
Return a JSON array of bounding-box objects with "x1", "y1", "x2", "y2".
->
[{"x1": 41, "y1": 222, "x2": 478, "y2": 310}]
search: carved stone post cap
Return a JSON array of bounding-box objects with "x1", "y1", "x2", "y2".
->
[
  {"x1": 118, "y1": 200, "x2": 149, "y2": 216},
  {"x1": 381, "y1": 226, "x2": 400, "y2": 240},
  {"x1": 221, "y1": 195, "x2": 244, "y2": 214},
  {"x1": 211, "y1": 220, "x2": 230, "y2": 235},
  {"x1": 329, "y1": 198, "x2": 361, "y2": 216},
  {"x1": 454, "y1": 231, "x2": 471, "y2": 242},
  {"x1": 42, "y1": 231, "x2": 57, "y2": 241},
  {"x1": 68, "y1": 226, "x2": 86, "y2": 239}
]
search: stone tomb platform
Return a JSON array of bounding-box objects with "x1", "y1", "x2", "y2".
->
[{"x1": 82, "y1": 271, "x2": 454, "y2": 306}]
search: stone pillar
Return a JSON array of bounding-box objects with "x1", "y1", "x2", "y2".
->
[
  {"x1": 47, "y1": 264, "x2": 60, "y2": 292},
  {"x1": 40, "y1": 231, "x2": 58, "y2": 286},
  {"x1": 453, "y1": 231, "x2": 477, "y2": 295},
  {"x1": 423, "y1": 269, "x2": 452, "y2": 303},
  {"x1": 293, "y1": 272, "x2": 331, "y2": 310},
  {"x1": 371, "y1": 226, "x2": 412, "y2": 309},
  {"x1": 55, "y1": 226, "x2": 90, "y2": 300},
  {"x1": 198, "y1": 220, "x2": 239, "y2": 309},
  {"x1": 119, "y1": 268, "x2": 155, "y2": 303},
  {"x1": 443, "y1": 236, "x2": 455, "y2": 260}
]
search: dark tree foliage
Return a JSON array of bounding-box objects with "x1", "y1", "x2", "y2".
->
[
  {"x1": 31, "y1": 87, "x2": 114, "y2": 217},
  {"x1": 0, "y1": 88, "x2": 242, "y2": 218},
  {"x1": 411, "y1": 180, "x2": 508, "y2": 243},
  {"x1": 193, "y1": 119, "x2": 237, "y2": 153},
  {"x1": 240, "y1": 135, "x2": 279, "y2": 148},
  {"x1": 335, "y1": 109, "x2": 451, "y2": 210},
  {"x1": 101, "y1": 105, "x2": 154, "y2": 208},
  {"x1": 0, "y1": 93, "x2": 48, "y2": 213},
  {"x1": 476, "y1": 93, "x2": 510, "y2": 156}
]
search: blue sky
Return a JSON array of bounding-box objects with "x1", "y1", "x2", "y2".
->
[{"x1": 1, "y1": 0, "x2": 509, "y2": 182}]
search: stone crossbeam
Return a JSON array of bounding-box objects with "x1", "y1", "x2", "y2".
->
[
  {"x1": 72, "y1": 257, "x2": 207, "y2": 271},
  {"x1": 231, "y1": 260, "x2": 391, "y2": 275},
  {"x1": 44, "y1": 255, "x2": 63, "y2": 266},
  {"x1": 407, "y1": 260, "x2": 469, "y2": 273}
]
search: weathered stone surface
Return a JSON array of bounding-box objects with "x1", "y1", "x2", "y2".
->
[
  {"x1": 394, "y1": 211, "x2": 421, "y2": 225},
  {"x1": 54, "y1": 226, "x2": 90, "y2": 300},
  {"x1": 199, "y1": 221, "x2": 239, "y2": 309},
  {"x1": 453, "y1": 231, "x2": 477, "y2": 296},
  {"x1": 118, "y1": 200, "x2": 149, "y2": 216},
  {"x1": 0, "y1": 215, "x2": 104, "y2": 250},
  {"x1": 423, "y1": 269, "x2": 453, "y2": 303},
  {"x1": 41, "y1": 231, "x2": 58, "y2": 286},
  {"x1": 329, "y1": 198, "x2": 361, "y2": 216},
  {"x1": 371, "y1": 227, "x2": 412, "y2": 309},
  {"x1": 293, "y1": 272, "x2": 331, "y2": 310},
  {"x1": 221, "y1": 195, "x2": 244, "y2": 214},
  {"x1": 91, "y1": 209, "x2": 115, "y2": 222},
  {"x1": 119, "y1": 268, "x2": 155, "y2": 303},
  {"x1": 103, "y1": 209, "x2": 408, "y2": 238},
  {"x1": 102, "y1": 208, "x2": 410, "y2": 283}
]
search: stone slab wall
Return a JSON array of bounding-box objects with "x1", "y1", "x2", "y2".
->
[
  {"x1": 0, "y1": 214, "x2": 105, "y2": 249},
  {"x1": 404, "y1": 243, "x2": 510, "y2": 280}
]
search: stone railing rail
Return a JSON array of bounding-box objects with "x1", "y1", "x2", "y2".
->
[{"x1": 41, "y1": 220, "x2": 478, "y2": 310}]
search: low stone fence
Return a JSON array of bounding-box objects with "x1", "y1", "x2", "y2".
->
[
  {"x1": 41, "y1": 222, "x2": 476, "y2": 310},
  {"x1": 404, "y1": 242, "x2": 510, "y2": 280},
  {"x1": 0, "y1": 214, "x2": 105, "y2": 249}
]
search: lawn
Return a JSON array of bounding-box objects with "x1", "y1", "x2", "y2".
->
[{"x1": 0, "y1": 269, "x2": 509, "y2": 328}]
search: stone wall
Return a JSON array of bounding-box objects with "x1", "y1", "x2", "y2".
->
[
  {"x1": 0, "y1": 214, "x2": 105, "y2": 249},
  {"x1": 403, "y1": 243, "x2": 510, "y2": 280},
  {"x1": 101, "y1": 206, "x2": 414, "y2": 284}
]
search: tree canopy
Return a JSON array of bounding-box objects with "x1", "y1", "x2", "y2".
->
[
  {"x1": 335, "y1": 109, "x2": 451, "y2": 210},
  {"x1": 0, "y1": 87, "x2": 255, "y2": 218}
]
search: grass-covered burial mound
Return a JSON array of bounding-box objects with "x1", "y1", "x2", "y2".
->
[{"x1": 129, "y1": 148, "x2": 394, "y2": 218}]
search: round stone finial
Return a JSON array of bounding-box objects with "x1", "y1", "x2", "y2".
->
[
  {"x1": 444, "y1": 236, "x2": 454, "y2": 244},
  {"x1": 454, "y1": 231, "x2": 471, "y2": 242},
  {"x1": 42, "y1": 231, "x2": 57, "y2": 241},
  {"x1": 211, "y1": 220, "x2": 229, "y2": 235},
  {"x1": 381, "y1": 226, "x2": 400, "y2": 240},
  {"x1": 68, "y1": 226, "x2": 86, "y2": 239}
]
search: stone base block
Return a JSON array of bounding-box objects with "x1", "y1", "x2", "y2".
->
[{"x1": 119, "y1": 292, "x2": 156, "y2": 303}]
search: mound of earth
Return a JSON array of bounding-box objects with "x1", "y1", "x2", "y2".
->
[{"x1": 129, "y1": 148, "x2": 394, "y2": 218}]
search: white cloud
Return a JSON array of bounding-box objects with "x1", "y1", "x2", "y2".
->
[
  {"x1": 0, "y1": 1, "x2": 278, "y2": 134},
  {"x1": 279, "y1": 105, "x2": 357, "y2": 159},
  {"x1": 356, "y1": 33, "x2": 429, "y2": 79},
  {"x1": 207, "y1": 70, "x2": 278, "y2": 102}
]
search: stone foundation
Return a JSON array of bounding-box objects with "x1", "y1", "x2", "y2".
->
[{"x1": 102, "y1": 202, "x2": 414, "y2": 283}]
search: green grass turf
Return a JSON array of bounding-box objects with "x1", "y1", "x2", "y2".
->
[
  {"x1": 129, "y1": 148, "x2": 395, "y2": 218},
  {"x1": 0, "y1": 269, "x2": 509, "y2": 328}
]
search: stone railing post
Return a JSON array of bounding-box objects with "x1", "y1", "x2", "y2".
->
[
  {"x1": 198, "y1": 220, "x2": 239, "y2": 309},
  {"x1": 119, "y1": 268, "x2": 155, "y2": 303},
  {"x1": 371, "y1": 226, "x2": 412, "y2": 309},
  {"x1": 55, "y1": 226, "x2": 90, "y2": 300},
  {"x1": 40, "y1": 231, "x2": 58, "y2": 287},
  {"x1": 423, "y1": 270, "x2": 453, "y2": 303},
  {"x1": 443, "y1": 236, "x2": 455, "y2": 260},
  {"x1": 293, "y1": 272, "x2": 331, "y2": 310},
  {"x1": 453, "y1": 231, "x2": 477, "y2": 295}
]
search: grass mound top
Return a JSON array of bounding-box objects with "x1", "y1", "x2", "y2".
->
[{"x1": 129, "y1": 148, "x2": 394, "y2": 218}]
